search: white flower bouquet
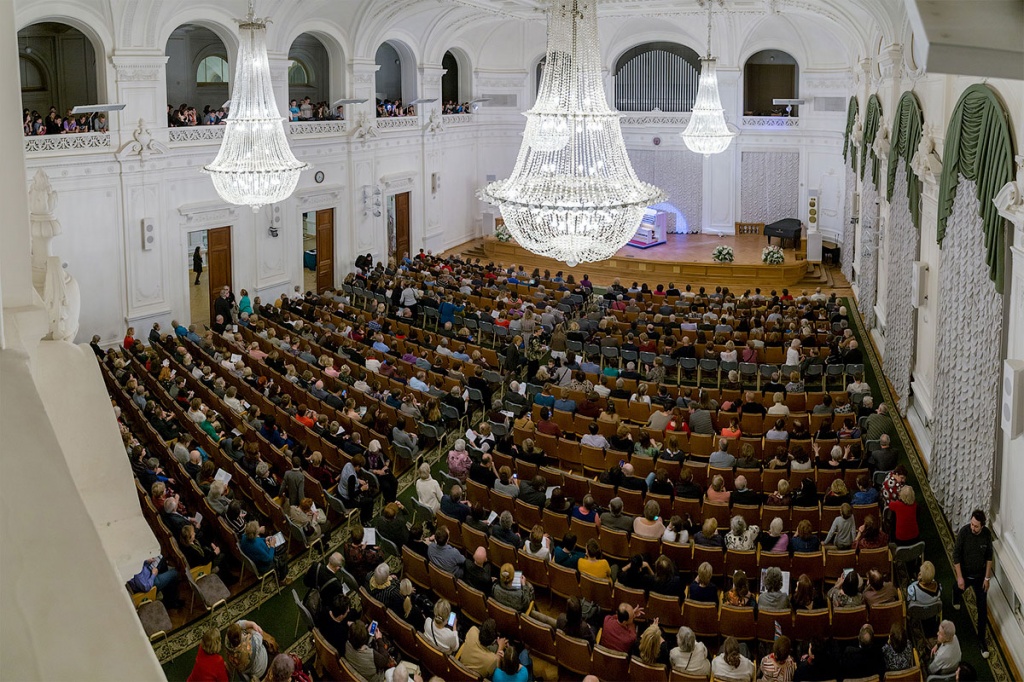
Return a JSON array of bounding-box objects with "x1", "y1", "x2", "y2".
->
[
  {"x1": 712, "y1": 245, "x2": 735, "y2": 263},
  {"x1": 762, "y1": 245, "x2": 785, "y2": 264},
  {"x1": 494, "y1": 223, "x2": 512, "y2": 242}
]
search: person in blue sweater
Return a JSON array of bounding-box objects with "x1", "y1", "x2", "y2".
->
[{"x1": 239, "y1": 521, "x2": 290, "y2": 582}]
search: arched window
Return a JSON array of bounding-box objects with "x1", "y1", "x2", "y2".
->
[
  {"x1": 613, "y1": 42, "x2": 701, "y2": 112},
  {"x1": 374, "y1": 42, "x2": 403, "y2": 103},
  {"x1": 19, "y1": 55, "x2": 47, "y2": 91},
  {"x1": 743, "y1": 50, "x2": 799, "y2": 116},
  {"x1": 535, "y1": 57, "x2": 546, "y2": 98},
  {"x1": 288, "y1": 60, "x2": 310, "y2": 85},
  {"x1": 441, "y1": 51, "x2": 459, "y2": 104},
  {"x1": 196, "y1": 55, "x2": 229, "y2": 84}
]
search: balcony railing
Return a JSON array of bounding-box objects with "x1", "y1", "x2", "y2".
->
[
  {"x1": 443, "y1": 114, "x2": 475, "y2": 126},
  {"x1": 168, "y1": 126, "x2": 225, "y2": 143},
  {"x1": 288, "y1": 120, "x2": 348, "y2": 136},
  {"x1": 24, "y1": 132, "x2": 111, "y2": 154},
  {"x1": 741, "y1": 116, "x2": 800, "y2": 128},
  {"x1": 376, "y1": 117, "x2": 420, "y2": 131}
]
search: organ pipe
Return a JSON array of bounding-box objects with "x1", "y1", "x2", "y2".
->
[{"x1": 613, "y1": 49, "x2": 699, "y2": 112}]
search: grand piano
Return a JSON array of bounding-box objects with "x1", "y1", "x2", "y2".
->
[{"x1": 764, "y1": 218, "x2": 802, "y2": 249}]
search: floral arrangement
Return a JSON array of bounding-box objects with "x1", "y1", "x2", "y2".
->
[
  {"x1": 494, "y1": 222, "x2": 512, "y2": 242},
  {"x1": 711, "y1": 245, "x2": 735, "y2": 263},
  {"x1": 762, "y1": 245, "x2": 785, "y2": 264}
]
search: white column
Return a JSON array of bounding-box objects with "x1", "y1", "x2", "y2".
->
[
  {"x1": 0, "y1": 0, "x2": 35, "y2": 334},
  {"x1": 111, "y1": 53, "x2": 170, "y2": 145},
  {"x1": 268, "y1": 52, "x2": 291, "y2": 118}
]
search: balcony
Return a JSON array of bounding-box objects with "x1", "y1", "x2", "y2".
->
[
  {"x1": 288, "y1": 120, "x2": 348, "y2": 136},
  {"x1": 23, "y1": 132, "x2": 111, "y2": 155},
  {"x1": 168, "y1": 126, "x2": 225, "y2": 144},
  {"x1": 741, "y1": 116, "x2": 800, "y2": 129},
  {"x1": 619, "y1": 112, "x2": 691, "y2": 128},
  {"x1": 376, "y1": 117, "x2": 420, "y2": 131}
]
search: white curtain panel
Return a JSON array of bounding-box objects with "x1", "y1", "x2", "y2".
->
[
  {"x1": 858, "y1": 180, "x2": 879, "y2": 329},
  {"x1": 930, "y1": 176, "x2": 1003, "y2": 524},
  {"x1": 627, "y1": 149, "x2": 703, "y2": 233},
  {"x1": 841, "y1": 166, "x2": 857, "y2": 282},
  {"x1": 883, "y1": 168, "x2": 920, "y2": 416},
  {"x1": 740, "y1": 151, "x2": 800, "y2": 224}
]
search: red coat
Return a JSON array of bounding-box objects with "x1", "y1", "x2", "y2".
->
[{"x1": 187, "y1": 646, "x2": 229, "y2": 682}]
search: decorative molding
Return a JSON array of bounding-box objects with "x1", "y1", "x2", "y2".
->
[
  {"x1": 116, "y1": 119, "x2": 168, "y2": 164},
  {"x1": 871, "y1": 119, "x2": 890, "y2": 165},
  {"x1": 111, "y1": 55, "x2": 167, "y2": 82},
  {"x1": 177, "y1": 201, "x2": 238, "y2": 228},
  {"x1": 741, "y1": 117, "x2": 800, "y2": 128},
  {"x1": 351, "y1": 112, "x2": 379, "y2": 141},
  {"x1": 288, "y1": 121, "x2": 348, "y2": 136},
  {"x1": 426, "y1": 111, "x2": 445, "y2": 135},
  {"x1": 24, "y1": 133, "x2": 111, "y2": 154},
  {"x1": 381, "y1": 172, "x2": 416, "y2": 193},
  {"x1": 994, "y1": 154, "x2": 1024, "y2": 237},
  {"x1": 295, "y1": 185, "x2": 345, "y2": 210},
  {"x1": 443, "y1": 114, "x2": 475, "y2": 126},
  {"x1": 620, "y1": 112, "x2": 692, "y2": 127},
  {"x1": 168, "y1": 126, "x2": 224, "y2": 144},
  {"x1": 910, "y1": 123, "x2": 943, "y2": 186},
  {"x1": 376, "y1": 117, "x2": 420, "y2": 130}
]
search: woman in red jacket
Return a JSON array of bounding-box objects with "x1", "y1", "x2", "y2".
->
[
  {"x1": 123, "y1": 326, "x2": 136, "y2": 351},
  {"x1": 888, "y1": 484, "x2": 920, "y2": 546},
  {"x1": 188, "y1": 627, "x2": 229, "y2": 682}
]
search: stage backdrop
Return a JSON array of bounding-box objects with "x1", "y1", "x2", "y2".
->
[
  {"x1": 740, "y1": 151, "x2": 800, "y2": 224},
  {"x1": 627, "y1": 149, "x2": 703, "y2": 233}
]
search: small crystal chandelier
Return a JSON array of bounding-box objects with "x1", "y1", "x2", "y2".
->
[
  {"x1": 680, "y1": 0, "x2": 737, "y2": 156},
  {"x1": 204, "y1": 1, "x2": 307, "y2": 212},
  {"x1": 479, "y1": 0, "x2": 664, "y2": 266}
]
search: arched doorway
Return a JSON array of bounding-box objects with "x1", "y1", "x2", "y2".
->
[
  {"x1": 743, "y1": 49, "x2": 799, "y2": 116},
  {"x1": 18, "y1": 22, "x2": 98, "y2": 122},
  {"x1": 165, "y1": 24, "x2": 230, "y2": 124}
]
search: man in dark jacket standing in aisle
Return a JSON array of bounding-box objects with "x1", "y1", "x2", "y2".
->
[{"x1": 953, "y1": 509, "x2": 994, "y2": 658}]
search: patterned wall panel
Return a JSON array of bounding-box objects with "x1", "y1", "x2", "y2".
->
[
  {"x1": 740, "y1": 152, "x2": 799, "y2": 224},
  {"x1": 858, "y1": 179, "x2": 879, "y2": 329},
  {"x1": 883, "y1": 168, "x2": 920, "y2": 415},
  {"x1": 627, "y1": 149, "x2": 703, "y2": 233},
  {"x1": 842, "y1": 166, "x2": 856, "y2": 282},
  {"x1": 931, "y1": 177, "x2": 1003, "y2": 525}
]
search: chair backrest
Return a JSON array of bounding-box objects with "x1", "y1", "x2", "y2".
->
[
  {"x1": 520, "y1": 614, "x2": 557, "y2": 662},
  {"x1": 868, "y1": 599, "x2": 906, "y2": 638},
  {"x1": 857, "y1": 546, "x2": 892, "y2": 579},
  {"x1": 456, "y1": 579, "x2": 490, "y2": 624},
  {"x1": 517, "y1": 551, "x2": 550, "y2": 591},
  {"x1": 386, "y1": 608, "x2": 420, "y2": 660},
  {"x1": 628, "y1": 657, "x2": 670, "y2": 682},
  {"x1": 669, "y1": 670, "x2": 712, "y2": 682},
  {"x1": 487, "y1": 599, "x2": 522, "y2": 641},
  {"x1": 555, "y1": 631, "x2": 593, "y2": 676},
  {"x1": 883, "y1": 665, "x2": 922, "y2": 682},
  {"x1": 579, "y1": 571, "x2": 615, "y2": 612},
  {"x1": 692, "y1": 543, "x2": 725, "y2": 577},
  {"x1": 792, "y1": 607, "x2": 831, "y2": 643},
  {"x1": 547, "y1": 560, "x2": 582, "y2": 600},
  {"x1": 682, "y1": 599, "x2": 718, "y2": 638},
  {"x1": 312, "y1": 627, "x2": 347, "y2": 681},
  {"x1": 719, "y1": 605, "x2": 757, "y2": 641},
  {"x1": 402, "y1": 545, "x2": 431, "y2": 590},
  {"x1": 427, "y1": 562, "x2": 460, "y2": 604},
  {"x1": 756, "y1": 608, "x2": 793, "y2": 644},
  {"x1": 832, "y1": 604, "x2": 869, "y2": 640},
  {"x1": 415, "y1": 631, "x2": 453, "y2": 680},
  {"x1": 292, "y1": 589, "x2": 315, "y2": 632},
  {"x1": 591, "y1": 645, "x2": 630, "y2": 682}
]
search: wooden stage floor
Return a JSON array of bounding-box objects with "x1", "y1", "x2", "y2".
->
[{"x1": 452, "y1": 233, "x2": 849, "y2": 292}]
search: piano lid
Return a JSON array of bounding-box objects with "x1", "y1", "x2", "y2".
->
[{"x1": 765, "y1": 218, "x2": 801, "y2": 231}]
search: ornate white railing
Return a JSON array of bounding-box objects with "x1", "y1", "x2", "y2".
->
[
  {"x1": 168, "y1": 126, "x2": 225, "y2": 143},
  {"x1": 24, "y1": 132, "x2": 111, "y2": 153},
  {"x1": 442, "y1": 114, "x2": 475, "y2": 125},
  {"x1": 619, "y1": 112, "x2": 692, "y2": 127},
  {"x1": 288, "y1": 120, "x2": 348, "y2": 136},
  {"x1": 742, "y1": 116, "x2": 800, "y2": 128},
  {"x1": 376, "y1": 117, "x2": 420, "y2": 131}
]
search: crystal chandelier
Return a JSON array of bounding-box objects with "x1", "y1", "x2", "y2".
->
[
  {"x1": 204, "y1": 1, "x2": 307, "y2": 212},
  {"x1": 479, "y1": 0, "x2": 664, "y2": 266},
  {"x1": 680, "y1": 0, "x2": 737, "y2": 156}
]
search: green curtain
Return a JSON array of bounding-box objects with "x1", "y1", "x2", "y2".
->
[
  {"x1": 937, "y1": 84, "x2": 1016, "y2": 293},
  {"x1": 843, "y1": 96, "x2": 859, "y2": 169},
  {"x1": 861, "y1": 94, "x2": 882, "y2": 185},
  {"x1": 886, "y1": 91, "x2": 924, "y2": 229}
]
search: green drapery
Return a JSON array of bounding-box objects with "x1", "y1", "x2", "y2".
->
[
  {"x1": 843, "y1": 96, "x2": 859, "y2": 169},
  {"x1": 886, "y1": 91, "x2": 924, "y2": 229},
  {"x1": 861, "y1": 94, "x2": 882, "y2": 185},
  {"x1": 937, "y1": 84, "x2": 1015, "y2": 293}
]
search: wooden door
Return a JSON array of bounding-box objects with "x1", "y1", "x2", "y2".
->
[
  {"x1": 315, "y1": 208, "x2": 335, "y2": 293},
  {"x1": 395, "y1": 191, "x2": 411, "y2": 260},
  {"x1": 207, "y1": 226, "x2": 232, "y2": 321}
]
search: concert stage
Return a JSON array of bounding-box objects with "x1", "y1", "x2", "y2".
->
[{"x1": 479, "y1": 232, "x2": 815, "y2": 289}]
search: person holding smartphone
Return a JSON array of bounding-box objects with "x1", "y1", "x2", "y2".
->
[{"x1": 422, "y1": 599, "x2": 460, "y2": 654}]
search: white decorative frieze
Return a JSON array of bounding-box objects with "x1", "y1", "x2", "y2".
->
[
  {"x1": 619, "y1": 112, "x2": 691, "y2": 127},
  {"x1": 24, "y1": 133, "x2": 111, "y2": 154},
  {"x1": 376, "y1": 117, "x2": 420, "y2": 131},
  {"x1": 117, "y1": 119, "x2": 168, "y2": 164},
  {"x1": 994, "y1": 154, "x2": 1024, "y2": 237},
  {"x1": 178, "y1": 202, "x2": 238, "y2": 228},
  {"x1": 295, "y1": 186, "x2": 345, "y2": 210},
  {"x1": 742, "y1": 117, "x2": 800, "y2": 128},
  {"x1": 381, "y1": 172, "x2": 416, "y2": 193},
  {"x1": 168, "y1": 126, "x2": 225, "y2": 144},
  {"x1": 443, "y1": 114, "x2": 475, "y2": 126},
  {"x1": 911, "y1": 124, "x2": 942, "y2": 186},
  {"x1": 288, "y1": 121, "x2": 348, "y2": 136}
]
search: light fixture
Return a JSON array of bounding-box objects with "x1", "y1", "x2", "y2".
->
[
  {"x1": 479, "y1": 0, "x2": 664, "y2": 266},
  {"x1": 680, "y1": 0, "x2": 737, "y2": 156},
  {"x1": 203, "y1": 0, "x2": 308, "y2": 212}
]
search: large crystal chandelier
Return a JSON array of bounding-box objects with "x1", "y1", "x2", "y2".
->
[
  {"x1": 204, "y1": 1, "x2": 307, "y2": 211},
  {"x1": 680, "y1": 0, "x2": 737, "y2": 156},
  {"x1": 479, "y1": 0, "x2": 664, "y2": 266}
]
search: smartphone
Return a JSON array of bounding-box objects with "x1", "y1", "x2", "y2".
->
[
  {"x1": 447, "y1": 612, "x2": 457, "y2": 628},
  {"x1": 619, "y1": 459, "x2": 625, "y2": 467},
  {"x1": 368, "y1": 620, "x2": 378, "y2": 636},
  {"x1": 513, "y1": 473, "x2": 518, "y2": 480}
]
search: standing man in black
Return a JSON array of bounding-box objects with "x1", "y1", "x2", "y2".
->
[{"x1": 953, "y1": 509, "x2": 994, "y2": 658}]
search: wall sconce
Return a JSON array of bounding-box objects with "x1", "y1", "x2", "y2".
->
[{"x1": 362, "y1": 185, "x2": 382, "y2": 217}]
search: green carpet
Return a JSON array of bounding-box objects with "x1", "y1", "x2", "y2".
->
[{"x1": 845, "y1": 298, "x2": 1010, "y2": 681}]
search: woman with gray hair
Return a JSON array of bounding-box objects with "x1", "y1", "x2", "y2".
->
[
  {"x1": 415, "y1": 462, "x2": 443, "y2": 513},
  {"x1": 368, "y1": 562, "x2": 403, "y2": 612},
  {"x1": 670, "y1": 626, "x2": 711, "y2": 676},
  {"x1": 447, "y1": 438, "x2": 472, "y2": 483},
  {"x1": 423, "y1": 599, "x2": 460, "y2": 653},
  {"x1": 725, "y1": 515, "x2": 760, "y2": 551},
  {"x1": 491, "y1": 510, "x2": 524, "y2": 549},
  {"x1": 760, "y1": 566, "x2": 791, "y2": 609},
  {"x1": 206, "y1": 479, "x2": 230, "y2": 515}
]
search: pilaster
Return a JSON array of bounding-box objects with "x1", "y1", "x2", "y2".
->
[{"x1": 111, "y1": 52, "x2": 170, "y2": 146}]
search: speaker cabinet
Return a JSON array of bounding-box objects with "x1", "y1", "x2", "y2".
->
[
  {"x1": 1002, "y1": 359, "x2": 1024, "y2": 440},
  {"x1": 807, "y1": 190, "x2": 819, "y2": 230},
  {"x1": 141, "y1": 218, "x2": 155, "y2": 251}
]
